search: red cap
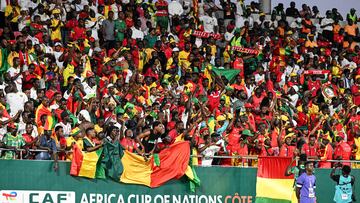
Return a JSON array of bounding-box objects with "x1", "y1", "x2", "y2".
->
[
  {"x1": 200, "y1": 128, "x2": 209, "y2": 134},
  {"x1": 86, "y1": 71, "x2": 95, "y2": 78},
  {"x1": 7, "y1": 122, "x2": 16, "y2": 129},
  {"x1": 8, "y1": 40, "x2": 16, "y2": 45}
]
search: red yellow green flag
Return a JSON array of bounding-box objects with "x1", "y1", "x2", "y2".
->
[
  {"x1": 70, "y1": 144, "x2": 103, "y2": 179},
  {"x1": 35, "y1": 104, "x2": 52, "y2": 126},
  {"x1": 255, "y1": 157, "x2": 294, "y2": 203},
  {"x1": 120, "y1": 141, "x2": 197, "y2": 188}
]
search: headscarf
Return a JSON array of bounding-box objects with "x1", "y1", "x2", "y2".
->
[{"x1": 78, "y1": 110, "x2": 91, "y2": 123}]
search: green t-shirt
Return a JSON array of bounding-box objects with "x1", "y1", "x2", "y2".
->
[
  {"x1": 2, "y1": 133, "x2": 25, "y2": 159},
  {"x1": 114, "y1": 20, "x2": 126, "y2": 42},
  {"x1": 144, "y1": 34, "x2": 158, "y2": 48}
]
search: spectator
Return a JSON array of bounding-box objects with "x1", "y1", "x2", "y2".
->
[
  {"x1": 330, "y1": 164, "x2": 355, "y2": 203},
  {"x1": 198, "y1": 134, "x2": 221, "y2": 166},
  {"x1": 0, "y1": 0, "x2": 358, "y2": 170},
  {"x1": 1, "y1": 123, "x2": 25, "y2": 159},
  {"x1": 286, "y1": 2, "x2": 300, "y2": 18},
  {"x1": 102, "y1": 11, "x2": 116, "y2": 50}
]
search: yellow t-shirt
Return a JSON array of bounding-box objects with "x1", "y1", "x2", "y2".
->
[
  {"x1": 62, "y1": 64, "x2": 75, "y2": 86},
  {"x1": 7, "y1": 51, "x2": 19, "y2": 67},
  {"x1": 166, "y1": 57, "x2": 173, "y2": 70},
  {"x1": 309, "y1": 103, "x2": 319, "y2": 115},
  {"x1": 353, "y1": 137, "x2": 360, "y2": 169},
  {"x1": 355, "y1": 137, "x2": 360, "y2": 160},
  {"x1": 178, "y1": 51, "x2": 190, "y2": 64},
  {"x1": 210, "y1": 45, "x2": 217, "y2": 57},
  {"x1": 305, "y1": 40, "x2": 318, "y2": 48},
  {"x1": 144, "y1": 48, "x2": 154, "y2": 64},
  {"x1": 50, "y1": 19, "x2": 63, "y2": 41}
]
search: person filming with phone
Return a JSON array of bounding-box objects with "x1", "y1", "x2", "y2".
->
[{"x1": 330, "y1": 163, "x2": 356, "y2": 203}]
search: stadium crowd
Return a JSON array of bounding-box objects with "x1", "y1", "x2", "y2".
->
[{"x1": 0, "y1": 0, "x2": 359, "y2": 168}]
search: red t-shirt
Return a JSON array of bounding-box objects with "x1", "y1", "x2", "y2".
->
[
  {"x1": 351, "y1": 84, "x2": 360, "y2": 106},
  {"x1": 302, "y1": 143, "x2": 318, "y2": 157},
  {"x1": 71, "y1": 26, "x2": 86, "y2": 41},
  {"x1": 279, "y1": 144, "x2": 296, "y2": 157},
  {"x1": 233, "y1": 57, "x2": 244, "y2": 78},
  {"x1": 22, "y1": 133, "x2": 34, "y2": 143},
  {"x1": 334, "y1": 141, "x2": 352, "y2": 165},
  {"x1": 120, "y1": 138, "x2": 138, "y2": 153},
  {"x1": 227, "y1": 127, "x2": 242, "y2": 147},
  {"x1": 260, "y1": 146, "x2": 274, "y2": 156},
  {"x1": 318, "y1": 144, "x2": 333, "y2": 168},
  {"x1": 168, "y1": 129, "x2": 178, "y2": 144}
]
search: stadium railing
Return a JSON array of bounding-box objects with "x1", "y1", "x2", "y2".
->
[{"x1": 1, "y1": 148, "x2": 360, "y2": 167}]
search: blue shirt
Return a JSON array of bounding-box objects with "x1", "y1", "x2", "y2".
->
[
  {"x1": 296, "y1": 173, "x2": 316, "y2": 203},
  {"x1": 39, "y1": 136, "x2": 57, "y2": 152},
  {"x1": 36, "y1": 136, "x2": 58, "y2": 160}
]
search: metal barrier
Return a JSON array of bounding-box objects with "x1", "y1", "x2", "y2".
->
[{"x1": 1, "y1": 148, "x2": 360, "y2": 167}]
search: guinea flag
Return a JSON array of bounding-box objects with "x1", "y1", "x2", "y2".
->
[
  {"x1": 35, "y1": 104, "x2": 52, "y2": 126},
  {"x1": 70, "y1": 144, "x2": 104, "y2": 179},
  {"x1": 255, "y1": 157, "x2": 295, "y2": 203},
  {"x1": 120, "y1": 141, "x2": 199, "y2": 188}
]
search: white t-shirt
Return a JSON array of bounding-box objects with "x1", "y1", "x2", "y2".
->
[
  {"x1": 168, "y1": 1, "x2": 184, "y2": 17},
  {"x1": 0, "y1": 117, "x2": 9, "y2": 139},
  {"x1": 199, "y1": 15, "x2": 218, "y2": 33},
  {"x1": 224, "y1": 32, "x2": 234, "y2": 42},
  {"x1": 17, "y1": 122, "x2": 38, "y2": 138},
  {"x1": 285, "y1": 65, "x2": 300, "y2": 77},
  {"x1": 199, "y1": 144, "x2": 220, "y2": 166},
  {"x1": 6, "y1": 92, "x2": 28, "y2": 117},
  {"x1": 321, "y1": 18, "x2": 334, "y2": 32},
  {"x1": 289, "y1": 93, "x2": 299, "y2": 107},
  {"x1": 131, "y1": 27, "x2": 144, "y2": 40},
  {"x1": 55, "y1": 122, "x2": 72, "y2": 137},
  {"x1": 7, "y1": 67, "x2": 23, "y2": 92},
  {"x1": 54, "y1": 51, "x2": 64, "y2": 70}
]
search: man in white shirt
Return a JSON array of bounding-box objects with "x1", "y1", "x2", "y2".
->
[
  {"x1": 17, "y1": 111, "x2": 38, "y2": 138},
  {"x1": 168, "y1": 0, "x2": 183, "y2": 18},
  {"x1": 288, "y1": 86, "x2": 299, "y2": 108},
  {"x1": 54, "y1": 111, "x2": 72, "y2": 137},
  {"x1": 285, "y1": 59, "x2": 300, "y2": 77},
  {"x1": 179, "y1": 0, "x2": 192, "y2": 15},
  {"x1": 131, "y1": 19, "x2": 145, "y2": 40},
  {"x1": 199, "y1": 10, "x2": 218, "y2": 33},
  {"x1": 5, "y1": 84, "x2": 28, "y2": 117},
  {"x1": 7, "y1": 57, "x2": 23, "y2": 92},
  {"x1": 198, "y1": 135, "x2": 221, "y2": 166},
  {"x1": 321, "y1": 11, "x2": 334, "y2": 40},
  {"x1": 82, "y1": 74, "x2": 97, "y2": 99},
  {"x1": 224, "y1": 26, "x2": 234, "y2": 42}
]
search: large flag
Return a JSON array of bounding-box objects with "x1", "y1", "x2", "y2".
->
[
  {"x1": 256, "y1": 157, "x2": 294, "y2": 203},
  {"x1": 70, "y1": 144, "x2": 104, "y2": 179},
  {"x1": 70, "y1": 141, "x2": 200, "y2": 190},
  {"x1": 212, "y1": 68, "x2": 240, "y2": 83},
  {"x1": 120, "y1": 141, "x2": 197, "y2": 188}
]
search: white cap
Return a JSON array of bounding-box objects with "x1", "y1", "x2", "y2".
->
[
  {"x1": 54, "y1": 42, "x2": 62, "y2": 47},
  {"x1": 172, "y1": 47, "x2": 180, "y2": 52}
]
